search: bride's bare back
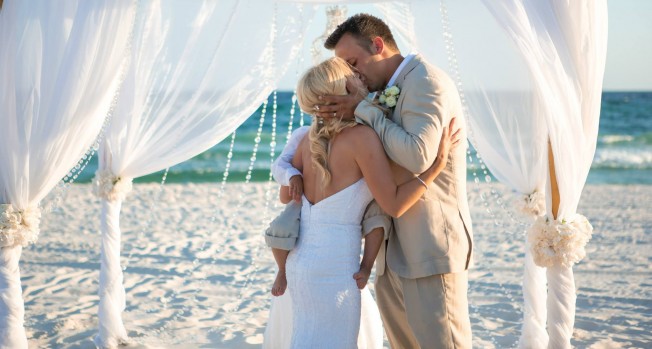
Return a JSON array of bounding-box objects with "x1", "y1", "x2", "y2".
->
[
  {"x1": 287, "y1": 119, "x2": 457, "y2": 218},
  {"x1": 292, "y1": 125, "x2": 368, "y2": 205}
]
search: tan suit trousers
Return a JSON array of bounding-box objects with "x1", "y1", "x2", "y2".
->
[{"x1": 375, "y1": 263, "x2": 472, "y2": 349}]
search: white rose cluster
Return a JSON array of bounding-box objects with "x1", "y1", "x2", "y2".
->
[
  {"x1": 92, "y1": 169, "x2": 133, "y2": 202},
  {"x1": 0, "y1": 204, "x2": 41, "y2": 247},
  {"x1": 379, "y1": 85, "x2": 400, "y2": 108},
  {"x1": 520, "y1": 190, "x2": 546, "y2": 217},
  {"x1": 527, "y1": 214, "x2": 593, "y2": 268}
]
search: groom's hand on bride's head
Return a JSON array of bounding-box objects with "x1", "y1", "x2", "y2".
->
[{"x1": 312, "y1": 77, "x2": 366, "y2": 121}]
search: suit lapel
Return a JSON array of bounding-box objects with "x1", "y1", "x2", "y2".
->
[
  {"x1": 391, "y1": 55, "x2": 422, "y2": 121},
  {"x1": 394, "y1": 54, "x2": 422, "y2": 89}
]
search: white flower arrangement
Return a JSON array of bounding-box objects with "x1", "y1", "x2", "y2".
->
[
  {"x1": 379, "y1": 85, "x2": 400, "y2": 108},
  {"x1": 0, "y1": 204, "x2": 41, "y2": 247},
  {"x1": 92, "y1": 169, "x2": 133, "y2": 202},
  {"x1": 520, "y1": 190, "x2": 546, "y2": 217},
  {"x1": 527, "y1": 214, "x2": 593, "y2": 268}
]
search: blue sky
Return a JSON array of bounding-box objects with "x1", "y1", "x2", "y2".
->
[
  {"x1": 603, "y1": 0, "x2": 652, "y2": 90},
  {"x1": 277, "y1": 0, "x2": 652, "y2": 91}
]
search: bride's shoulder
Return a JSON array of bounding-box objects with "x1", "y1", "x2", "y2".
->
[
  {"x1": 340, "y1": 125, "x2": 381, "y2": 148},
  {"x1": 341, "y1": 124, "x2": 374, "y2": 137}
]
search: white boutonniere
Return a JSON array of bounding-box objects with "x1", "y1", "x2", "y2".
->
[{"x1": 378, "y1": 85, "x2": 400, "y2": 108}]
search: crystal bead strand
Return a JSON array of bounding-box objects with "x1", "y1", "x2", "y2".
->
[
  {"x1": 222, "y1": 2, "x2": 282, "y2": 332},
  {"x1": 163, "y1": 132, "x2": 238, "y2": 332},
  {"x1": 215, "y1": 86, "x2": 271, "y2": 338},
  {"x1": 219, "y1": 132, "x2": 237, "y2": 202},
  {"x1": 235, "y1": 91, "x2": 282, "y2": 329},
  {"x1": 440, "y1": 1, "x2": 526, "y2": 235},
  {"x1": 440, "y1": 3, "x2": 501, "y2": 346},
  {"x1": 42, "y1": 0, "x2": 140, "y2": 214},
  {"x1": 122, "y1": 168, "x2": 169, "y2": 272},
  {"x1": 297, "y1": 66, "x2": 305, "y2": 127},
  {"x1": 287, "y1": 93, "x2": 297, "y2": 141},
  {"x1": 264, "y1": 90, "x2": 280, "y2": 216},
  {"x1": 441, "y1": 0, "x2": 525, "y2": 231},
  {"x1": 216, "y1": 3, "x2": 283, "y2": 336},
  {"x1": 128, "y1": 4, "x2": 237, "y2": 337},
  {"x1": 440, "y1": 1, "x2": 522, "y2": 344},
  {"x1": 162, "y1": 2, "x2": 243, "y2": 326}
]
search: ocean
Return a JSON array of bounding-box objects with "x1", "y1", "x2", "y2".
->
[{"x1": 75, "y1": 91, "x2": 652, "y2": 185}]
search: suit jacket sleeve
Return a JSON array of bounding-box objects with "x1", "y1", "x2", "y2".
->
[
  {"x1": 271, "y1": 126, "x2": 309, "y2": 185},
  {"x1": 354, "y1": 75, "x2": 446, "y2": 174}
]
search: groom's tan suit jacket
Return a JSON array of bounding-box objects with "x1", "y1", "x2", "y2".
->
[{"x1": 357, "y1": 54, "x2": 473, "y2": 279}]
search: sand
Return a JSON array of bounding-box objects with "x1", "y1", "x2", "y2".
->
[{"x1": 19, "y1": 182, "x2": 652, "y2": 348}]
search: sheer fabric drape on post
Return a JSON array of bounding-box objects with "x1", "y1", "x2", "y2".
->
[
  {"x1": 384, "y1": 0, "x2": 605, "y2": 347},
  {"x1": 93, "y1": 1, "x2": 315, "y2": 347},
  {"x1": 468, "y1": 0, "x2": 607, "y2": 348},
  {"x1": 430, "y1": 1, "x2": 548, "y2": 348},
  {"x1": 0, "y1": 0, "x2": 136, "y2": 347}
]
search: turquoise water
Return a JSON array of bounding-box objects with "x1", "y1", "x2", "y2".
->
[{"x1": 75, "y1": 91, "x2": 652, "y2": 185}]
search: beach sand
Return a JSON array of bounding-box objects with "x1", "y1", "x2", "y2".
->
[{"x1": 21, "y1": 182, "x2": 651, "y2": 348}]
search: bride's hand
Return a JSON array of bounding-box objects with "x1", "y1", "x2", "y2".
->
[{"x1": 424, "y1": 117, "x2": 462, "y2": 176}]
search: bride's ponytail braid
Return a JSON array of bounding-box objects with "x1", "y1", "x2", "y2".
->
[{"x1": 296, "y1": 58, "x2": 360, "y2": 186}]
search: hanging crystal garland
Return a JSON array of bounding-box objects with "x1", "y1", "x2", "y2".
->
[
  {"x1": 42, "y1": 0, "x2": 141, "y2": 215},
  {"x1": 439, "y1": 1, "x2": 524, "y2": 345},
  {"x1": 155, "y1": 98, "x2": 271, "y2": 335},
  {"x1": 210, "y1": 3, "x2": 281, "y2": 338},
  {"x1": 233, "y1": 91, "x2": 284, "y2": 328},
  {"x1": 121, "y1": 168, "x2": 169, "y2": 273},
  {"x1": 219, "y1": 3, "x2": 283, "y2": 334},
  {"x1": 296, "y1": 4, "x2": 307, "y2": 126},
  {"x1": 299, "y1": 98, "x2": 305, "y2": 127},
  {"x1": 310, "y1": 5, "x2": 347, "y2": 65},
  {"x1": 150, "y1": 132, "x2": 239, "y2": 338},
  {"x1": 439, "y1": 1, "x2": 527, "y2": 233},
  {"x1": 155, "y1": 2, "x2": 243, "y2": 324}
]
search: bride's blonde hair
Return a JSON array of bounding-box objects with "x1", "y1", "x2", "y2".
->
[{"x1": 296, "y1": 57, "x2": 361, "y2": 185}]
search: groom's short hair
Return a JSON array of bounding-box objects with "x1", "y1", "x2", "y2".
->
[{"x1": 324, "y1": 13, "x2": 399, "y2": 53}]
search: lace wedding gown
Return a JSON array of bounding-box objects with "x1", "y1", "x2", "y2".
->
[{"x1": 263, "y1": 178, "x2": 383, "y2": 349}]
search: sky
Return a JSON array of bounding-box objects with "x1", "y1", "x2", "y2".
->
[{"x1": 277, "y1": 0, "x2": 652, "y2": 91}]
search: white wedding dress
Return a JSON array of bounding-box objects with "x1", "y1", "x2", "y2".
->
[{"x1": 263, "y1": 178, "x2": 383, "y2": 349}]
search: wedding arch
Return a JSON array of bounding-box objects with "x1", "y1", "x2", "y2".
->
[{"x1": 0, "y1": 0, "x2": 606, "y2": 348}]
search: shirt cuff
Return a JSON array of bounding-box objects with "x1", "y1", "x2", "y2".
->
[
  {"x1": 362, "y1": 215, "x2": 392, "y2": 239},
  {"x1": 283, "y1": 168, "x2": 302, "y2": 186}
]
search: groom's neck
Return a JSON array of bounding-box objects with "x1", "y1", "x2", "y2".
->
[{"x1": 382, "y1": 52, "x2": 405, "y2": 86}]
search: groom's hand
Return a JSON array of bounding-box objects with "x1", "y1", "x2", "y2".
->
[{"x1": 313, "y1": 76, "x2": 367, "y2": 120}]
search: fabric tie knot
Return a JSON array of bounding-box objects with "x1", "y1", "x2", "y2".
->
[{"x1": 0, "y1": 204, "x2": 41, "y2": 247}]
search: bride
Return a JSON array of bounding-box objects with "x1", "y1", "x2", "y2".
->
[{"x1": 264, "y1": 57, "x2": 460, "y2": 348}]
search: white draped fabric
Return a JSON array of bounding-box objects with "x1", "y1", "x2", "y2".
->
[
  {"x1": 366, "y1": 0, "x2": 606, "y2": 346},
  {"x1": 0, "y1": 1, "x2": 135, "y2": 347},
  {"x1": 450, "y1": 0, "x2": 607, "y2": 347},
  {"x1": 0, "y1": 0, "x2": 606, "y2": 346},
  {"x1": 384, "y1": 2, "x2": 551, "y2": 343},
  {"x1": 93, "y1": 1, "x2": 315, "y2": 347}
]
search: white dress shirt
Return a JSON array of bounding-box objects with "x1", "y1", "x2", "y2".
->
[{"x1": 271, "y1": 126, "x2": 310, "y2": 185}]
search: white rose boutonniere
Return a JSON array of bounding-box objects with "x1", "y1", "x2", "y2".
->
[{"x1": 379, "y1": 85, "x2": 400, "y2": 108}]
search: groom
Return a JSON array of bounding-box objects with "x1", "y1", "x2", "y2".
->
[{"x1": 314, "y1": 14, "x2": 473, "y2": 348}]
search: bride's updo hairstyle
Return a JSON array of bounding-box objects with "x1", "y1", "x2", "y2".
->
[{"x1": 296, "y1": 57, "x2": 362, "y2": 185}]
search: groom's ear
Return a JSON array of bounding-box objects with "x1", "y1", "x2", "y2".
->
[{"x1": 372, "y1": 37, "x2": 384, "y2": 55}]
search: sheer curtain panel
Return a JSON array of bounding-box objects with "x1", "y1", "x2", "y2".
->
[
  {"x1": 0, "y1": 0, "x2": 136, "y2": 347},
  {"x1": 92, "y1": 1, "x2": 315, "y2": 347}
]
